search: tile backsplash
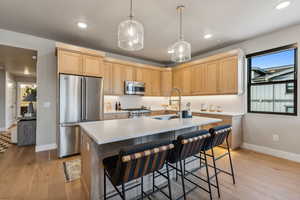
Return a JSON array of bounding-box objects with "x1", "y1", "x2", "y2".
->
[{"x1": 104, "y1": 95, "x2": 245, "y2": 113}]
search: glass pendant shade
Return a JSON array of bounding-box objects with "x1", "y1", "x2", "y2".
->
[
  {"x1": 170, "y1": 5, "x2": 191, "y2": 63},
  {"x1": 170, "y1": 40, "x2": 191, "y2": 63},
  {"x1": 118, "y1": 19, "x2": 144, "y2": 51}
]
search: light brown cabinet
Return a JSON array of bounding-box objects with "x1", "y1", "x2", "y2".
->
[
  {"x1": 191, "y1": 64, "x2": 207, "y2": 95},
  {"x1": 161, "y1": 70, "x2": 172, "y2": 96},
  {"x1": 111, "y1": 64, "x2": 136, "y2": 95},
  {"x1": 58, "y1": 50, "x2": 83, "y2": 75},
  {"x1": 136, "y1": 68, "x2": 152, "y2": 96},
  {"x1": 205, "y1": 61, "x2": 218, "y2": 94},
  {"x1": 218, "y1": 56, "x2": 238, "y2": 94},
  {"x1": 172, "y1": 68, "x2": 183, "y2": 92},
  {"x1": 181, "y1": 67, "x2": 192, "y2": 96},
  {"x1": 58, "y1": 49, "x2": 104, "y2": 78},
  {"x1": 103, "y1": 61, "x2": 113, "y2": 95},
  {"x1": 173, "y1": 55, "x2": 238, "y2": 96},
  {"x1": 82, "y1": 55, "x2": 104, "y2": 77},
  {"x1": 151, "y1": 70, "x2": 161, "y2": 96}
]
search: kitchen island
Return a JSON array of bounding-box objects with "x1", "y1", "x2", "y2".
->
[{"x1": 80, "y1": 116, "x2": 222, "y2": 200}]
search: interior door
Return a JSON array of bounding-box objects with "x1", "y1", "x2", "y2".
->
[
  {"x1": 84, "y1": 77, "x2": 103, "y2": 121},
  {"x1": 59, "y1": 74, "x2": 82, "y2": 124}
]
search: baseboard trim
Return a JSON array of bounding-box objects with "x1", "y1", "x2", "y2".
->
[
  {"x1": 35, "y1": 143, "x2": 57, "y2": 152},
  {"x1": 242, "y1": 143, "x2": 300, "y2": 163}
]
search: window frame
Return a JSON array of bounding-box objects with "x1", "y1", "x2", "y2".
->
[{"x1": 246, "y1": 44, "x2": 298, "y2": 116}]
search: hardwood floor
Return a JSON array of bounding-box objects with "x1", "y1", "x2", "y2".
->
[{"x1": 0, "y1": 144, "x2": 300, "y2": 200}]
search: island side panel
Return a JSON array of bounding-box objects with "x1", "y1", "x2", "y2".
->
[{"x1": 81, "y1": 126, "x2": 199, "y2": 200}]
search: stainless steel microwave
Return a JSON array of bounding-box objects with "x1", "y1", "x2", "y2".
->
[{"x1": 124, "y1": 81, "x2": 145, "y2": 95}]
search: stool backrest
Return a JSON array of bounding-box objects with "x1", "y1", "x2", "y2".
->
[
  {"x1": 169, "y1": 130, "x2": 211, "y2": 163},
  {"x1": 209, "y1": 125, "x2": 232, "y2": 148},
  {"x1": 112, "y1": 140, "x2": 174, "y2": 185}
]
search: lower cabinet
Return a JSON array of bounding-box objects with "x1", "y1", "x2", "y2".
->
[
  {"x1": 193, "y1": 113, "x2": 243, "y2": 150},
  {"x1": 104, "y1": 113, "x2": 130, "y2": 120}
]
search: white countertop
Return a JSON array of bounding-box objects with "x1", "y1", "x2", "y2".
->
[{"x1": 80, "y1": 116, "x2": 221, "y2": 145}]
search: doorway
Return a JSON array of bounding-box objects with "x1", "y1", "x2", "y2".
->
[{"x1": 0, "y1": 44, "x2": 37, "y2": 148}]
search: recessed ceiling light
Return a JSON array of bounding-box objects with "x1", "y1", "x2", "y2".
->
[
  {"x1": 275, "y1": 1, "x2": 291, "y2": 10},
  {"x1": 77, "y1": 22, "x2": 87, "y2": 29},
  {"x1": 204, "y1": 34, "x2": 213, "y2": 39}
]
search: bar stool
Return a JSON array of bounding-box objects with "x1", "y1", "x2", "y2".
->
[
  {"x1": 103, "y1": 140, "x2": 174, "y2": 200},
  {"x1": 203, "y1": 125, "x2": 236, "y2": 198},
  {"x1": 166, "y1": 130, "x2": 213, "y2": 200}
]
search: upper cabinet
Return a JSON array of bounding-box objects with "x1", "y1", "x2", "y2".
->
[
  {"x1": 57, "y1": 49, "x2": 104, "y2": 78},
  {"x1": 82, "y1": 55, "x2": 104, "y2": 77},
  {"x1": 136, "y1": 68, "x2": 152, "y2": 96},
  {"x1": 57, "y1": 43, "x2": 243, "y2": 97},
  {"x1": 103, "y1": 61, "x2": 113, "y2": 95},
  {"x1": 58, "y1": 50, "x2": 83, "y2": 75},
  {"x1": 218, "y1": 56, "x2": 238, "y2": 94},
  {"x1": 111, "y1": 63, "x2": 136, "y2": 95},
  {"x1": 151, "y1": 70, "x2": 161, "y2": 96},
  {"x1": 173, "y1": 49, "x2": 243, "y2": 96},
  {"x1": 161, "y1": 69, "x2": 172, "y2": 96}
]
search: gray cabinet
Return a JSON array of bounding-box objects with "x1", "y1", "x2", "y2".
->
[{"x1": 17, "y1": 119, "x2": 36, "y2": 146}]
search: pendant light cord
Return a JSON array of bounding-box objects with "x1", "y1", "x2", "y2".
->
[
  {"x1": 177, "y1": 5, "x2": 184, "y2": 40},
  {"x1": 129, "y1": 0, "x2": 133, "y2": 19}
]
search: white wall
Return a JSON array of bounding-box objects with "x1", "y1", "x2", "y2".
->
[
  {"x1": 0, "y1": 70, "x2": 5, "y2": 131},
  {"x1": 5, "y1": 72, "x2": 17, "y2": 129},
  {"x1": 194, "y1": 24, "x2": 300, "y2": 156},
  {"x1": 0, "y1": 29, "x2": 57, "y2": 150}
]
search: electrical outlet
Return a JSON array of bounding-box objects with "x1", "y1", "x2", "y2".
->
[{"x1": 273, "y1": 134, "x2": 280, "y2": 142}]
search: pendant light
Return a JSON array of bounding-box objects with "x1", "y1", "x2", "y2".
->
[
  {"x1": 170, "y1": 5, "x2": 191, "y2": 63},
  {"x1": 118, "y1": 0, "x2": 144, "y2": 51}
]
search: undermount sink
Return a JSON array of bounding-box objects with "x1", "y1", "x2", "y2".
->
[{"x1": 153, "y1": 115, "x2": 180, "y2": 120}]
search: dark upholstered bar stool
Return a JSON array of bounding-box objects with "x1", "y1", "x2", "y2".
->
[
  {"x1": 167, "y1": 130, "x2": 213, "y2": 200},
  {"x1": 103, "y1": 140, "x2": 174, "y2": 200},
  {"x1": 203, "y1": 125, "x2": 236, "y2": 198}
]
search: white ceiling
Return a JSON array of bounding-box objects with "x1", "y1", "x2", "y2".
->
[
  {"x1": 0, "y1": 0, "x2": 300, "y2": 64},
  {"x1": 0, "y1": 45, "x2": 37, "y2": 78}
]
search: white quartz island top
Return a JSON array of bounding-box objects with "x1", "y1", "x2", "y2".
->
[{"x1": 80, "y1": 116, "x2": 222, "y2": 145}]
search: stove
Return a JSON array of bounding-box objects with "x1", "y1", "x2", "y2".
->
[{"x1": 121, "y1": 108, "x2": 151, "y2": 118}]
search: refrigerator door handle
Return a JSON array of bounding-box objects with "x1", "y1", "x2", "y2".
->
[{"x1": 81, "y1": 77, "x2": 87, "y2": 121}]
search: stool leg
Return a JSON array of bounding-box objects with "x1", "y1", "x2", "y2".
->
[
  {"x1": 152, "y1": 171, "x2": 155, "y2": 192},
  {"x1": 104, "y1": 169, "x2": 107, "y2": 200},
  {"x1": 166, "y1": 163, "x2": 173, "y2": 200},
  {"x1": 122, "y1": 183, "x2": 126, "y2": 200},
  {"x1": 226, "y1": 138, "x2": 236, "y2": 184},
  {"x1": 183, "y1": 159, "x2": 186, "y2": 176},
  {"x1": 175, "y1": 162, "x2": 178, "y2": 181},
  {"x1": 211, "y1": 148, "x2": 221, "y2": 198},
  {"x1": 141, "y1": 177, "x2": 144, "y2": 199},
  {"x1": 203, "y1": 151, "x2": 212, "y2": 200},
  {"x1": 179, "y1": 160, "x2": 187, "y2": 200}
]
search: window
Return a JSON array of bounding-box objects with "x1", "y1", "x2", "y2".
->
[
  {"x1": 286, "y1": 82, "x2": 294, "y2": 94},
  {"x1": 247, "y1": 44, "x2": 297, "y2": 115}
]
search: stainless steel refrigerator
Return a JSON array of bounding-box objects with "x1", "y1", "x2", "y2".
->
[{"x1": 58, "y1": 74, "x2": 104, "y2": 158}]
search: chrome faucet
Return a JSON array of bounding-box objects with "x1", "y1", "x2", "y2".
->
[{"x1": 169, "y1": 88, "x2": 182, "y2": 118}]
